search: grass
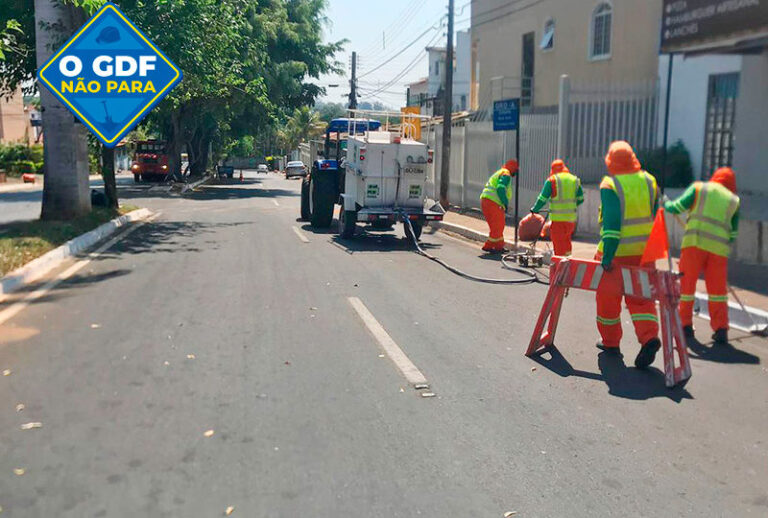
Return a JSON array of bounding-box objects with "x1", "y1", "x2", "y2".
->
[{"x1": 0, "y1": 205, "x2": 139, "y2": 277}]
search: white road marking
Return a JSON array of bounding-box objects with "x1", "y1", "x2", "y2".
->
[
  {"x1": 347, "y1": 297, "x2": 428, "y2": 386},
  {"x1": 292, "y1": 226, "x2": 309, "y2": 243},
  {"x1": 272, "y1": 199, "x2": 280, "y2": 207},
  {"x1": 0, "y1": 213, "x2": 161, "y2": 327}
]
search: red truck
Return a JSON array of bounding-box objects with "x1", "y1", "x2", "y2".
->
[{"x1": 131, "y1": 140, "x2": 170, "y2": 182}]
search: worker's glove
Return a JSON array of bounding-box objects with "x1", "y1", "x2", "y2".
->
[{"x1": 601, "y1": 262, "x2": 614, "y2": 272}]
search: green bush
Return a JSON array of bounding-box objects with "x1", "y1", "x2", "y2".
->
[
  {"x1": 34, "y1": 161, "x2": 44, "y2": 174},
  {"x1": 8, "y1": 160, "x2": 36, "y2": 176},
  {"x1": 0, "y1": 143, "x2": 45, "y2": 174},
  {"x1": 638, "y1": 140, "x2": 694, "y2": 189}
]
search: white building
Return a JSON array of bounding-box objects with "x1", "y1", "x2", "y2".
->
[{"x1": 407, "y1": 29, "x2": 471, "y2": 115}]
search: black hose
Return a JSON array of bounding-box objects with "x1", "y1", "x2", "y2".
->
[{"x1": 402, "y1": 216, "x2": 547, "y2": 285}]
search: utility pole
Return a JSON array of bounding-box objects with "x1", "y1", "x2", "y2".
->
[
  {"x1": 349, "y1": 51, "x2": 358, "y2": 110},
  {"x1": 440, "y1": 0, "x2": 454, "y2": 209}
]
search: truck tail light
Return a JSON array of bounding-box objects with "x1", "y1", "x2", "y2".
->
[
  {"x1": 360, "y1": 147, "x2": 367, "y2": 161},
  {"x1": 427, "y1": 150, "x2": 434, "y2": 164},
  {"x1": 321, "y1": 162, "x2": 331, "y2": 169},
  {"x1": 393, "y1": 137, "x2": 401, "y2": 144}
]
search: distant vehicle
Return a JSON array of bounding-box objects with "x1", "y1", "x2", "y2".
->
[
  {"x1": 284, "y1": 161, "x2": 306, "y2": 179},
  {"x1": 131, "y1": 140, "x2": 170, "y2": 182},
  {"x1": 217, "y1": 165, "x2": 235, "y2": 179},
  {"x1": 257, "y1": 164, "x2": 269, "y2": 174}
]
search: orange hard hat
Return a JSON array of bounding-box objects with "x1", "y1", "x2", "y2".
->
[
  {"x1": 605, "y1": 141, "x2": 641, "y2": 175},
  {"x1": 504, "y1": 159, "x2": 519, "y2": 174},
  {"x1": 711, "y1": 167, "x2": 737, "y2": 194},
  {"x1": 550, "y1": 159, "x2": 569, "y2": 175}
]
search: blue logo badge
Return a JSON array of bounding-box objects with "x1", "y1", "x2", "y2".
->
[{"x1": 37, "y1": 2, "x2": 182, "y2": 148}]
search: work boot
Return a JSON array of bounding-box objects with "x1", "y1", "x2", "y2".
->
[
  {"x1": 712, "y1": 328, "x2": 729, "y2": 345},
  {"x1": 634, "y1": 338, "x2": 662, "y2": 369},
  {"x1": 683, "y1": 325, "x2": 695, "y2": 342},
  {"x1": 596, "y1": 342, "x2": 621, "y2": 355}
]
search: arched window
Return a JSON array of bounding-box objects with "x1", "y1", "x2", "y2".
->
[
  {"x1": 540, "y1": 18, "x2": 555, "y2": 50},
  {"x1": 590, "y1": 2, "x2": 612, "y2": 59}
]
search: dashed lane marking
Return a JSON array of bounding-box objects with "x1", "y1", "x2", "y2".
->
[
  {"x1": 347, "y1": 296, "x2": 428, "y2": 386},
  {"x1": 292, "y1": 226, "x2": 309, "y2": 243}
]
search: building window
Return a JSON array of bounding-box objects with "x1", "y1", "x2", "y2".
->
[
  {"x1": 461, "y1": 95, "x2": 467, "y2": 110},
  {"x1": 590, "y1": 2, "x2": 612, "y2": 60},
  {"x1": 540, "y1": 18, "x2": 555, "y2": 50},
  {"x1": 702, "y1": 73, "x2": 739, "y2": 179},
  {"x1": 435, "y1": 61, "x2": 440, "y2": 76},
  {"x1": 521, "y1": 32, "x2": 535, "y2": 107}
]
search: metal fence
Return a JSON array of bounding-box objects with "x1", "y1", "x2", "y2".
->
[
  {"x1": 561, "y1": 77, "x2": 659, "y2": 183},
  {"x1": 424, "y1": 75, "x2": 660, "y2": 212}
]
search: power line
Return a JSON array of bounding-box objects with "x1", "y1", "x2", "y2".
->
[
  {"x1": 363, "y1": 31, "x2": 443, "y2": 98},
  {"x1": 358, "y1": 18, "x2": 445, "y2": 80},
  {"x1": 470, "y1": 0, "x2": 548, "y2": 29}
]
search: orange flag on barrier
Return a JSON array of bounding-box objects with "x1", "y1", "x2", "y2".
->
[{"x1": 641, "y1": 209, "x2": 669, "y2": 265}]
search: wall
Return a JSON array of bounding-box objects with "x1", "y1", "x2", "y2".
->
[
  {"x1": 732, "y1": 49, "x2": 768, "y2": 196},
  {"x1": 473, "y1": 0, "x2": 663, "y2": 108},
  {"x1": 0, "y1": 88, "x2": 31, "y2": 144},
  {"x1": 657, "y1": 53, "x2": 742, "y2": 179}
]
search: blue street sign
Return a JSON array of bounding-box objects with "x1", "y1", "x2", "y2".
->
[
  {"x1": 37, "y1": 3, "x2": 182, "y2": 148},
  {"x1": 493, "y1": 99, "x2": 520, "y2": 132}
]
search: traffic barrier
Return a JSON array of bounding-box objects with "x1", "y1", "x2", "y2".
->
[{"x1": 527, "y1": 257, "x2": 692, "y2": 388}]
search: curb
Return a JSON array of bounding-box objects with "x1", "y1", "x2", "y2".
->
[
  {"x1": 0, "y1": 208, "x2": 153, "y2": 300},
  {"x1": 181, "y1": 175, "x2": 212, "y2": 195},
  {"x1": 433, "y1": 220, "x2": 768, "y2": 331},
  {"x1": 429, "y1": 220, "x2": 526, "y2": 253}
]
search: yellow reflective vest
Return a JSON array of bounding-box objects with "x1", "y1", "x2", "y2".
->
[
  {"x1": 598, "y1": 171, "x2": 658, "y2": 257},
  {"x1": 481, "y1": 168, "x2": 513, "y2": 208},
  {"x1": 550, "y1": 172, "x2": 581, "y2": 222},
  {"x1": 683, "y1": 182, "x2": 740, "y2": 257}
]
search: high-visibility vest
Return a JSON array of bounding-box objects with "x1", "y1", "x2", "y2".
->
[
  {"x1": 682, "y1": 182, "x2": 739, "y2": 257},
  {"x1": 481, "y1": 168, "x2": 513, "y2": 207},
  {"x1": 549, "y1": 172, "x2": 580, "y2": 222},
  {"x1": 598, "y1": 171, "x2": 657, "y2": 257}
]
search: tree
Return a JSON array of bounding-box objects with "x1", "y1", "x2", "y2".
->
[
  {"x1": 315, "y1": 102, "x2": 347, "y2": 122},
  {"x1": 34, "y1": 0, "x2": 92, "y2": 220}
]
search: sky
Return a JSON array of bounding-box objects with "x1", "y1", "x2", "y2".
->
[{"x1": 314, "y1": 0, "x2": 472, "y2": 109}]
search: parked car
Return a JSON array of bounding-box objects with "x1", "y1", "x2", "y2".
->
[
  {"x1": 257, "y1": 164, "x2": 269, "y2": 174},
  {"x1": 284, "y1": 161, "x2": 307, "y2": 179}
]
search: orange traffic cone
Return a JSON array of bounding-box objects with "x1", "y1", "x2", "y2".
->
[
  {"x1": 641, "y1": 209, "x2": 670, "y2": 266},
  {"x1": 239, "y1": 170, "x2": 244, "y2": 182}
]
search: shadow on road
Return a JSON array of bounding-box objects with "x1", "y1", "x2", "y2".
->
[
  {"x1": 687, "y1": 336, "x2": 760, "y2": 365},
  {"x1": 0, "y1": 269, "x2": 132, "y2": 308},
  {"x1": 530, "y1": 345, "x2": 693, "y2": 402}
]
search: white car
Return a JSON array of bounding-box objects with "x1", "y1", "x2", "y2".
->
[
  {"x1": 284, "y1": 161, "x2": 306, "y2": 179},
  {"x1": 257, "y1": 164, "x2": 269, "y2": 174}
]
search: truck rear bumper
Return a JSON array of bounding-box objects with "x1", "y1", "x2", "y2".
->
[{"x1": 356, "y1": 208, "x2": 444, "y2": 223}]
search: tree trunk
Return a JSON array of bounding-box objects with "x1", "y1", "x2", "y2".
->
[
  {"x1": 167, "y1": 109, "x2": 183, "y2": 182},
  {"x1": 35, "y1": 0, "x2": 91, "y2": 220},
  {"x1": 101, "y1": 145, "x2": 119, "y2": 209}
]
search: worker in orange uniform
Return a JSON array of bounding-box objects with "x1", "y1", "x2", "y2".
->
[
  {"x1": 530, "y1": 159, "x2": 584, "y2": 256},
  {"x1": 595, "y1": 141, "x2": 661, "y2": 369},
  {"x1": 664, "y1": 167, "x2": 740, "y2": 345},
  {"x1": 480, "y1": 159, "x2": 518, "y2": 253}
]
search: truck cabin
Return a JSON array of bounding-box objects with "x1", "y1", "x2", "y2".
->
[{"x1": 323, "y1": 118, "x2": 382, "y2": 161}]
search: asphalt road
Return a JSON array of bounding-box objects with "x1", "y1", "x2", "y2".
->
[
  {"x1": 1, "y1": 171, "x2": 767, "y2": 517},
  {"x1": 0, "y1": 175, "x2": 137, "y2": 224}
]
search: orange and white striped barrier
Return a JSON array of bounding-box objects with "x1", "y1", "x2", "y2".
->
[{"x1": 527, "y1": 257, "x2": 691, "y2": 388}]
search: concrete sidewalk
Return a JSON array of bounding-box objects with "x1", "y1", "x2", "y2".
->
[{"x1": 437, "y1": 208, "x2": 768, "y2": 314}]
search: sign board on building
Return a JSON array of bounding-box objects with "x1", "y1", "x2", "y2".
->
[
  {"x1": 661, "y1": 0, "x2": 768, "y2": 53},
  {"x1": 493, "y1": 99, "x2": 519, "y2": 132},
  {"x1": 37, "y1": 3, "x2": 182, "y2": 148}
]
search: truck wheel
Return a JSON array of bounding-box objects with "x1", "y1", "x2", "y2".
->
[
  {"x1": 310, "y1": 174, "x2": 335, "y2": 228},
  {"x1": 339, "y1": 208, "x2": 357, "y2": 239},
  {"x1": 405, "y1": 221, "x2": 423, "y2": 242},
  {"x1": 300, "y1": 178, "x2": 311, "y2": 221},
  {"x1": 134, "y1": 174, "x2": 140, "y2": 183}
]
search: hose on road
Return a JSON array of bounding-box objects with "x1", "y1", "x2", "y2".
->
[{"x1": 402, "y1": 215, "x2": 548, "y2": 286}]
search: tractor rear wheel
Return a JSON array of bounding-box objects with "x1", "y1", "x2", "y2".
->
[
  {"x1": 300, "y1": 177, "x2": 311, "y2": 221},
  {"x1": 405, "y1": 221, "x2": 423, "y2": 242},
  {"x1": 310, "y1": 174, "x2": 336, "y2": 228}
]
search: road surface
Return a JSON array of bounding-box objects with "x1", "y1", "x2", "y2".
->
[
  {"x1": 0, "y1": 175, "x2": 139, "y2": 224},
  {"x1": 1, "y1": 171, "x2": 766, "y2": 517}
]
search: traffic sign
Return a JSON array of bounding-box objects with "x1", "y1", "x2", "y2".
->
[
  {"x1": 37, "y1": 2, "x2": 182, "y2": 148},
  {"x1": 493, "y1": 98, "x2": 520, "y2": 132}
]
